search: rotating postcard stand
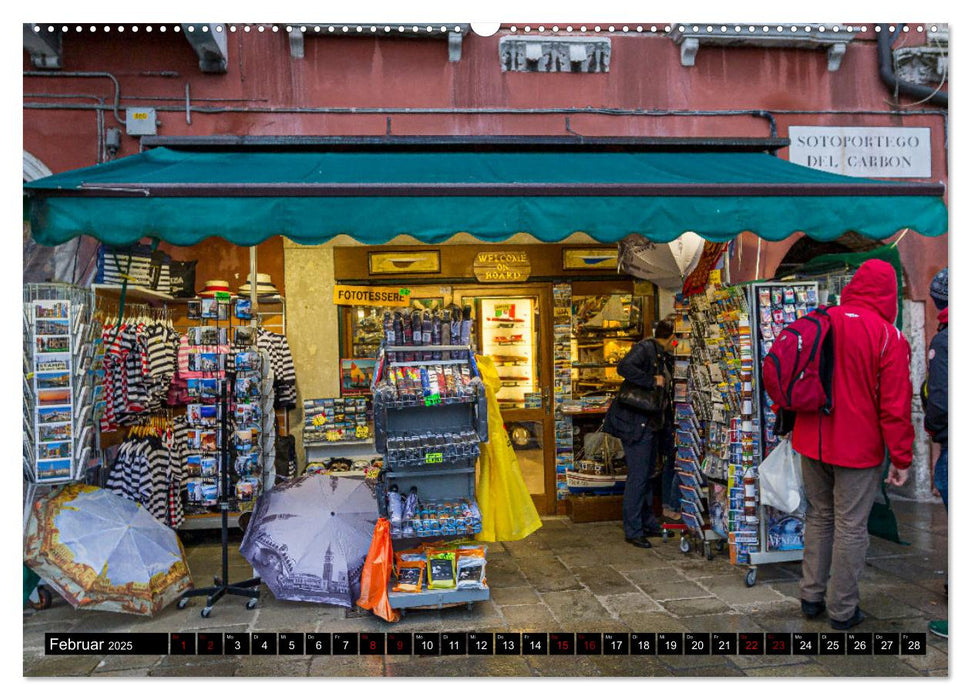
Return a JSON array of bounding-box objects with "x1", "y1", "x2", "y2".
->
[{"x1": 178, "y1": 371, "x2": 261, "y2": 617}]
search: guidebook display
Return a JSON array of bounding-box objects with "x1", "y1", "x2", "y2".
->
[{"x1": 672, "y1": 273, "x2": 758, "y2": 561}]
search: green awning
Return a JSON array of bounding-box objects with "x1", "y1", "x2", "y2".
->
[{"x1": 24, "y1": 147, "x2": 947, "y2": 247}]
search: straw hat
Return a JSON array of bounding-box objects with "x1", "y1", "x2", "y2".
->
[
  {"x1": 198, "y1": 280, "x2": 231, "y2": 298},
  {"x1": 238, "y1": 273, "x2": 281, "y2": 298}
]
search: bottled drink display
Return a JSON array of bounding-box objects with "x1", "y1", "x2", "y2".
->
[
  {"x1": 384, "y1": 428, "x2": 481, "y2": 468},
  {"x1": 386, "y1": 485, "x2": 483, "y2": 538}
]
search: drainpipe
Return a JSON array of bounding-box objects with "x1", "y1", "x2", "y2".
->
[{"x1": 876, "y1": 24, "x2": 948, "y2": 107}]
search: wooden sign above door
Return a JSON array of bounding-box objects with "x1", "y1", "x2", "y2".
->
[{"x1": 473, "y1": 251, "x2": 532, "y2": 283}]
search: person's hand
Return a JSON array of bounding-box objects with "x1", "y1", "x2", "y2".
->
[
  {"x1": 654, "y1": 375, "x2": 665, "y2": 387},
  {"x1": 885, "y1": 465, "x2": 910, "y2": 487}
]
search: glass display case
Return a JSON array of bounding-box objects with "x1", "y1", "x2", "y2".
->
[{"x1": 477, "y1": 297, "x2": 539, "y2": 410}]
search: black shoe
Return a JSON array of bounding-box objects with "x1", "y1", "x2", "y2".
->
[
  {"x1": 830, "y1": 607, "x2": 865, "y2": 630},
  {"x1": 801, "y1": 599, "x2": 826, "y2": 619},
  {"x1": 625, "y1": 536, "x2": 653, "y2": 549},
  {"x1": 642, "y1": 526, "x2": 665, "y2": 538}
]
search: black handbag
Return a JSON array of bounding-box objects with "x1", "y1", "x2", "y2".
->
[{"x1": 615, "y1": 380, "x2": 665, "y2": 413}]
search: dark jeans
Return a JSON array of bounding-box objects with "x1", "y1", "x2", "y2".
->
[
  {"x1": 622, "y1": 432, "x2": 660, "y2": 539},
  {"x1": 934, "y1": 445, "x2": 948, "y2": 510}
]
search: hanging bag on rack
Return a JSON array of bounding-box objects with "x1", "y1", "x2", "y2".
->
[
  {"x1": 757, "y1": 437, "x2": 804, "y2": 514},
  {"x1": 356, "y1": 517, "x2": 400, "y2": 623}
]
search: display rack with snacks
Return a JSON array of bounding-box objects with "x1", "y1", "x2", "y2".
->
[{"x1": 371, "y1": 342, "x2": 491, "y2": 612}]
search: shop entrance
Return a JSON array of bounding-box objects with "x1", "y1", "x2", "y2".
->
[{"x1": 454, "y1": 284, "x2": 556, "y2": 515}]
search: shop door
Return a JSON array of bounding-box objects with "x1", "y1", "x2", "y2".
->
[{"x1": 454, "y1": 284, "x2": 556, "y2": 515}]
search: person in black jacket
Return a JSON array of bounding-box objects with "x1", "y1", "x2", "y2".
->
[
  {"x1": 603, "y1": 319, "x2": 676, "y2": 548},
  {"x1": 925, "y1": 267, "x2": 948, "y2": 640}
]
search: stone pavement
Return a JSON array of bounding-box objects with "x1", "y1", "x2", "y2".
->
[{"x1": 23, "y1": 498, "x2": 948, "y2": 678}]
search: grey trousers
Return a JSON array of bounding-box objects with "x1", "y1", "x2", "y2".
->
[{"x1": 800, "y1": 456, "x2": 883, "y2": 622}]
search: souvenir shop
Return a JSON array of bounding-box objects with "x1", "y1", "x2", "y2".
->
[{"x1": 23, "y1": 138, "x2": 947, "y2": 617}]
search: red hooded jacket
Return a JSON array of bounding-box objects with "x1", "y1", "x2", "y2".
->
[{"x1": 792, "y1": 259, "x2": 914, "y2": 470}]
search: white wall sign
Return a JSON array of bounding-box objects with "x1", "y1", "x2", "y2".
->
[{"x1": 788, "y1": 126, "x2": 932, "y2": 179}]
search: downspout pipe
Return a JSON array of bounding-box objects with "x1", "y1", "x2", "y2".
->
[{"x1": 876, "y1": 24, "x2": 947, "y2": 108}]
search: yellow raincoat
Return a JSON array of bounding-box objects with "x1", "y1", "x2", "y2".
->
[{"x1": 474, "y1": 355, "x2": 543, "y2": 542}]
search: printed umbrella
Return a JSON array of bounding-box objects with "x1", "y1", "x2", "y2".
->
[
  {"x1": 23, "y1": 483, "x2": 192, "y2": 615},
  {"x1": 240, "y1": 473, "x2": 377, "y2": 606},
  {"x1": 617, "y1": 233, "x2": 705, "y2": 290}
]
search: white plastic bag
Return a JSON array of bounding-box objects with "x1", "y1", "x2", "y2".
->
[{"x1": 758, "y1": 437, "x2": 804, "y2": 514}]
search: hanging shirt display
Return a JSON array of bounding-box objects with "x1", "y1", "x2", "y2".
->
[
  {"x1": 99, "y1": 318, "x2": 179, "y2": 432},
  {"x1": 105, "y1": 418, "x2": 186, "y2": 528},
  {"x1": 256, "y1": 328, "x2": 297, "y2": 409}
]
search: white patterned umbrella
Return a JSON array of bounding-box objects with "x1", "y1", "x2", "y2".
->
[
  {"x1": 240, "y1": 474, "x2": 377, "y2": 606},
  {"x1": 618, "y1": 233, "x2": 705, "y2": 290},
  {"x1": 23, "y1": 483, "x2": 192, "y2": 615}
]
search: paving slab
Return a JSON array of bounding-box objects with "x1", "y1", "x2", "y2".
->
[
  {"x1": 635, "y1": 578, "x2": 712, "y2": 601},
  {"x1": 540, "y1": 590, "x2": 612, "y2": 624},
  {"x1": 694, "y1": 574, "x2": 788, "y2": 605},
  {"x1": 657, "y1": 654, "x2": 740, "y2": 671},
  {"x1": 92, "y1": 668, "x2": 154, "y2": 676},
  {"x1": 618, "y1": 611, "x2": 691, "y2": 633},
  {"x1": 250, "y1": 601, "x2": 335, "y2": 632},
  {"x1": 899, "y1": 643, "x2": 949, "y2": 673},
  {"x1": 149, "y1": 660, "x2": 242, "y2": 676},
  {"x1": 728, "y1": 652, "x2": 817, "y2": 669},
  {"x1": 24, "y1": 654, "x2": 103, "y2": 677},
  {"x1": 744, "y1": 662, "x2": 832, "y2": 676},
  {"x1": 92, "y1": 654, "x2": 164, "y2": 672},
  {"x1": 677, "y1": 613, "x2": 766, "y2": 634},
  {"x1": 524, "y1": 655, "x2": 602, "y2": 677},
  {"x1": 598, "y1": 592, "x2": 663, "y2": 616},
  {"x1": 308, "y1": 655, "x2": 385, "y2": 677},
  {"x1": 498, "y1": 604, "x2": 558, "y2": 629},
  {"x1": 571, "y1": 565, "x2": 639, "y2": 595},
  {"x1": 813, "y1": 653, "x2": 923, "y2": 677},
  {"x1": 667, "y1": 663, "x2": 746, "y2": 677},
  {"x1": 235, "y1": 657, "x2": 311, "y2": 676},
  {"x1": 588, "y1": 655, "x2": 675, "y2": 677},
  {"x1": 555, "y1": 546, "x2": 613, "y2": 568},
  {"x1": 491, "y1": 585, "x2": 541, "y2": 606},
  {"x1": 660, "y1": 597, "x2": 733, "y2": 616}
]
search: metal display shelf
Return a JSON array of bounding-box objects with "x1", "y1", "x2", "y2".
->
[
  {"x1": 739, "y1": 282, "x2": 821, "y2": 587},
  {"x1": 180, "y1": 512, "x2": 241, "y2": 531},
  {"x1": 382, "y1": 465, "x2": 476, "y2": 478},
  {"x1": 91, "y1": 284, "x2": 174, "y2": 303},
  {"x1": 388, "y1": 585, "x2": 490, "y2": 612},
  {"x1": 373, "y1": 342, "x2": 491, "y2": 615},
  {"x1": 303, "y1": 439, "x2": 375, "y2": 448}
]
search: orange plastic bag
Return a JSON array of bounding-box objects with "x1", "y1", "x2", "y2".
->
[{"x1": 356, "y1": 518, "x2": 401, "y2": 623}]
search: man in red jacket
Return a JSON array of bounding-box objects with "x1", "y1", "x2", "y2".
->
[{"x1": 793, "y1": 259, "x2": 913, "y2": 630}]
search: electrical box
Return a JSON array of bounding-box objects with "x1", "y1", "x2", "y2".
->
[{"x1": 125, "y1": 107, "x2": 157, "y2": 136}]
